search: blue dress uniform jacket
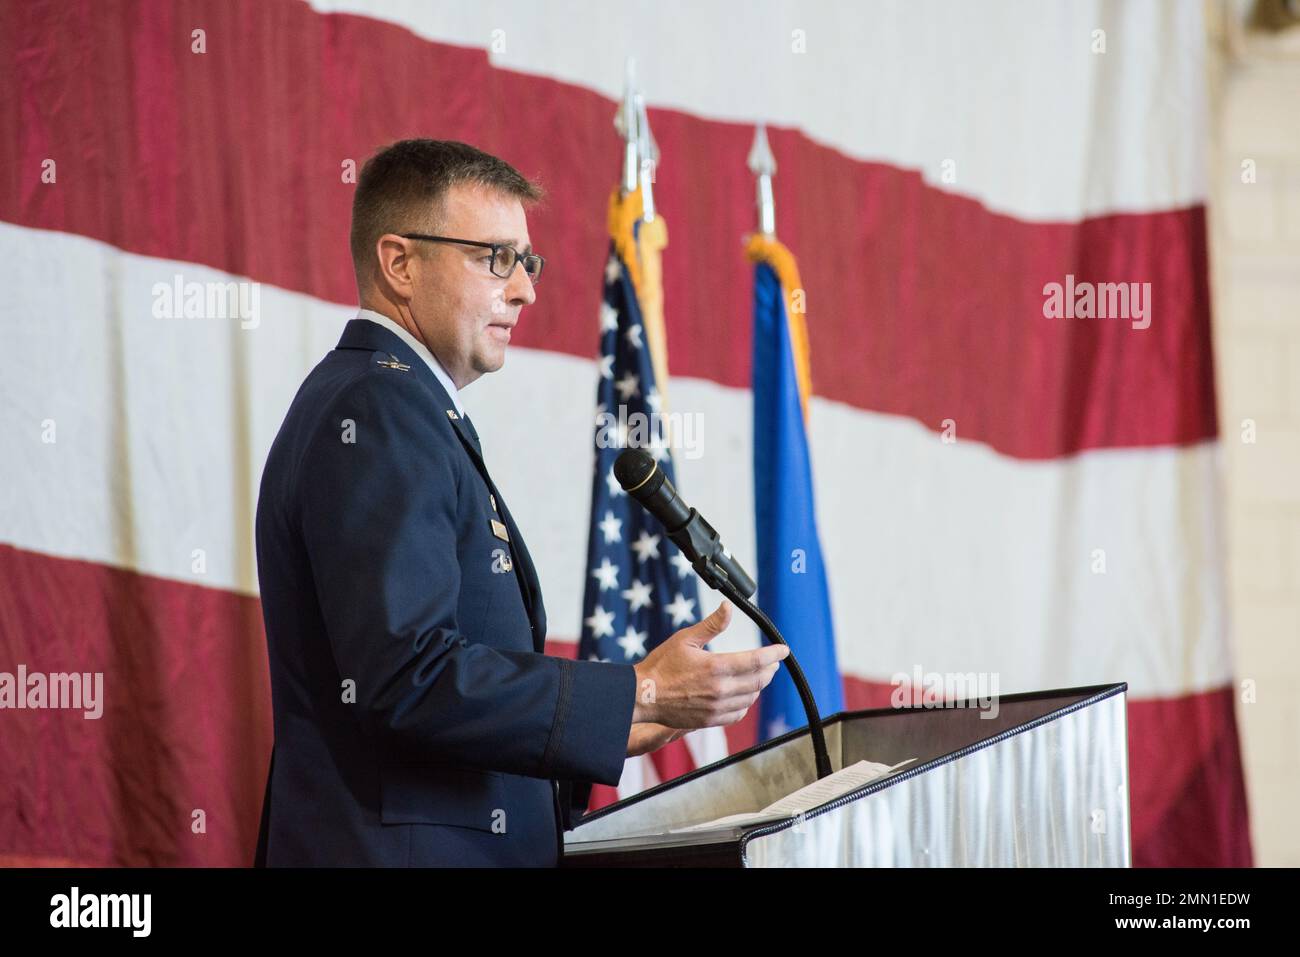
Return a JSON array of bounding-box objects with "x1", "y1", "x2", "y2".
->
[{"x1": 252, "y1": 318, "x2": 636, "y2": 866}]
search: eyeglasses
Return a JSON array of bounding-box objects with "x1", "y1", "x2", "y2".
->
[{"x1": 399, "y1": 233, "x2": 545, "y2": 284}]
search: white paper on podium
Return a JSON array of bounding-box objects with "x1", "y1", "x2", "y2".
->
[{"x1": 668, "y1": 758, "x2": 919, "y2": 833}]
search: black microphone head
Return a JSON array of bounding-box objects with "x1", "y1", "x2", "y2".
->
[
  {"x1": 615, "y1": 447, "x2": 689, "y2": 531},
  {"x1": 614, "y1": 448, "x2": 657, "y2": 494}
]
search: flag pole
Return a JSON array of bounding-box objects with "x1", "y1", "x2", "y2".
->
[
  {"x1": 616, "y1": 57, "x2": 639, "y2": 194},
  {"x1": 748, "y1": 123, "x2": 777, "y2": 237}
]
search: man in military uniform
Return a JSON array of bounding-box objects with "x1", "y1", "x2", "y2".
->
[{"x1": 253, "y1": 139, "x2": 787, "y2": 866}]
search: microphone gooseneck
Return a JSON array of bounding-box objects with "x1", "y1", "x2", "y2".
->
[{"x1": 614, "y1": 448, "x2": 832, "y2": 779}]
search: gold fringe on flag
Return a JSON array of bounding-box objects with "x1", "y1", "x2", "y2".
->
[
  {"x1": 745, "y1": 233, "x2": 813, "y2": 422},
  {"x1": 608, "y1": 186, "x2": 672, "y2": 414}
]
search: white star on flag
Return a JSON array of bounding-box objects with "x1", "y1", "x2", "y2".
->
[
  {"x1": 625, "y1": 324, "x2": 643, "y2": 349},
  {"x1": 631, "y1": 530, "x2": 661, "y2": 563},
  {"x1": 605, "y1": 466, "x2": 626, "y2": 498},
  {"x1": 599, "y1": 354, "x2": 615, "y2": 380},
  {"x1": 585, "y1": 605, "x2": 616, "y2": 638},
  {"x1": 615, "y1": 372, "x2": 640, "y2": 401},
  {"x1": 591, "y1": 557, "x2": 620, "y2": 591},
  {"x1": 600, "y1": 302, "x2": 619, "y2": 333},
  {"x1": 598, "y1": 510, "x2": 623, "y2": 544},
  {"x1": 666, "y1": 591, "x2": 697, "y2": 626},
  {"x1": 617, "y1": 624, "x2": 648, "y2": 660},
  {"x1": 670, "y1": 551, "x2": 693, "y2": 579},
  {"x1": 605, "y1": 255, "x2": 621, "y2": 286},
  {"x1": 621, "y1": 579, "x2": 654, "y2": 612}
]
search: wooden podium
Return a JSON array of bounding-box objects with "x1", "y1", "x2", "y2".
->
[{"x1": 563, "y1": 683, "x2": 1130, "y2": 867}]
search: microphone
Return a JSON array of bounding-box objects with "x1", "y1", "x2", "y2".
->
[{"x1": 613, "y1": 448, "x2": 756, "y2": 598}]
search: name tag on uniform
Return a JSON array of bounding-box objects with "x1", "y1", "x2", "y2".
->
[{"x1": 491, "y1": 519, "x2": 510, "y2": 542}]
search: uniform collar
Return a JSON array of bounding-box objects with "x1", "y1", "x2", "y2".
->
[{"x1": 356, "y1": 308, "x2": 466, "y2": 417}]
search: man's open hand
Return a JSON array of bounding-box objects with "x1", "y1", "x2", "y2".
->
[{"x1": 631, "y1": 600, "x2": 789, "y2": 729}]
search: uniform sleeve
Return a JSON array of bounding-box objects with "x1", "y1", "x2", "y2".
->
[{"x1": 296, "y1": 370, "x2": 635, "y2": 784}]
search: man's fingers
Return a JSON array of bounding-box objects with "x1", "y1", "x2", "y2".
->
[
  {"x1": 679, "y1": 599, "x2": 733, "y2": 647},
  {"x1": 711, "y1": 643, "x2": 789, "y2": 676},
  {"x1": 716, "y1": 662, "x2": 781, "y2": 698},
  {"x1": 715, "y1": 707, "x2": 752, "y2": 727},
  {"x1": 711, "y1": 688, "x2": 761, "y2": 713}
]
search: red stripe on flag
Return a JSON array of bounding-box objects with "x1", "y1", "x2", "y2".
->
[
  {"x1": 1126, "y1": 687, "x2": 1253, "y2": 868},
  {"x1": 0, "y1": 0, "x2": 1215, "y2": 459},
  {"x1": 0, "y1": 544, "x2": 271, "y2": 867},
  {"x1": 648, "y1": 737, "x2": 698, "y2": 782},
  {"x1": 586, "y1": 783, "x2": 620, "y2": 814}
]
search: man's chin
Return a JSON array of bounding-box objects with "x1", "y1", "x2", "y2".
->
[{"x1": 475, "y1": 351, "x2": 506, "y2": 375}]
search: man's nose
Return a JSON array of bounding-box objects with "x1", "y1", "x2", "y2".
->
[{"x1": 506, "y1": 259, "x2": 536, "y2": 306}]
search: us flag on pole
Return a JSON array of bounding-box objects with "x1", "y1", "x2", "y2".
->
[{"x1": 578, "y1": 234, "x2": 710, "y2": 808}]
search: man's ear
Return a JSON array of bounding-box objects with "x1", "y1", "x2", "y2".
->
[{"x1": 375, "y1": 233, "x2": 417, "y2": 300}]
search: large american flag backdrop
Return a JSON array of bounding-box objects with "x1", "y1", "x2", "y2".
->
[{"x1": 0, "y1": 0, "x2": 1247, "y2": 866}]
